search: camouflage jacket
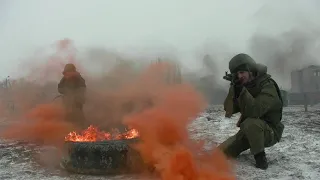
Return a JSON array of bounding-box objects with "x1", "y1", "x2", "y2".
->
[
  {"x1": 224, "y1": 64, "x2": 284, "y2": 141},
  {"x1": 58, "y1": 72, "x2": 86, "y2": 105}
]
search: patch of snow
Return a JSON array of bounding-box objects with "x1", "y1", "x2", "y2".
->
[{"x1": 0, "y1": 105, "x2": 319, "y2": 179}]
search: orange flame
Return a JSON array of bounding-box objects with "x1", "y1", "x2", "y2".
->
[{"x1": 65, "y1": 125, "x2": 139, "y2": 142}]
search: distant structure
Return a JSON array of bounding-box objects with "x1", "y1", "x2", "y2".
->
[
  {"x1": 185, "y1": 55, "x2": 228, "y2": 105},
  {"x1": 0, "y1": 76, "x2": 11, "y2": 89},
  {"x1": 155, "y1": 58, "x2": 182, "y2": 84},
  {"x1": 289, "y1": 65, "x2": 320, "y2": 107},
  {"x1": 0, "y1": 76, "x2": 15, "y2": 112}
]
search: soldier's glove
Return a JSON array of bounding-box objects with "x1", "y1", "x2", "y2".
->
[
  {"x1": 234, "y1": 84, "x2": 243, "y2": 99},
  {"x1": 236, "y1": 119, "x2": 241, "y2": 127}
]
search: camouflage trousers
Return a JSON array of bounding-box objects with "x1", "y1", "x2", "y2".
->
[
  {"x1": 218, "y1": 118, "x2": 278, "y2": 157},
  {"x1": 64, "y1": 102, "x2": 87, "y2": 129}
]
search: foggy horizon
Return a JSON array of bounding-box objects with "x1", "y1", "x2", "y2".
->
[{"x1": 1, "y1": 0, "x2": 320, "y2": 90}]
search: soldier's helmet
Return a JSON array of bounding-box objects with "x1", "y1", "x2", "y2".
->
[
  {"x1": 229, "y1": 53, "x2": 256, "y2": 73},
  {"x1": 63, "y1": 63, "x2": 77, "y2": 73}
]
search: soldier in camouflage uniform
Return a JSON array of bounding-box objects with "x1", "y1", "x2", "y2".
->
[
  {"x1": 218, "y1": 53, "x2": 284, "y2": 170},
  {"x1": 58, "y1": 63, "x2": 87, "y2": 128}
]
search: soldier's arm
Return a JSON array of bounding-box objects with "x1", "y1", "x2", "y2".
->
[
  {"x1": 58, "y1": 77, "x2": 65, "y2": 94},
  {"x1": 75, "y1": 76, "x2": 86, "y2": 103},
  {"x1": 237, "y1": 82, "x2": 279, "y2": 118},
  {"x1": 224, "y1": 86, "x2": 240, "y2": 115},
  {"x1": 232, "y1": 100, "x2": 240, "y2": 114},
  {"x1": 77, "y1": 76, "x2": 86, "y2": 91}
]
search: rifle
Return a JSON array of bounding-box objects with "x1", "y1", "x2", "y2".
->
[{"x1": 223, "y1": 71, "x2": 237, "y2": 85}]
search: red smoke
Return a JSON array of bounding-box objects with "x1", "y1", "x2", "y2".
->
[
  {"x1": 0, "y1": 39, "x2": 234, "y2": 179},
  {"x1": 123, "y1": 63, "x2": 234, "y2": 180}
]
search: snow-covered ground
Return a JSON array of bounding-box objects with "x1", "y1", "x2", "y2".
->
[
  {"x1": 0, "y1": 105, "x2": 319, "y2": 180},
  {"x1": 196, "y1": 105, "x2": 320, "y2": 180}
]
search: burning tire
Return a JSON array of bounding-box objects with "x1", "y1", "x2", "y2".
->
[
  {"x1": 60, "y1": 138, "x2": 147, "y2": 175},
  {"x1": 60, "y1": 126, "x2": 147, "y2": 175}
]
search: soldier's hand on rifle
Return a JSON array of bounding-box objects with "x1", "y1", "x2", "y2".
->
[
  {"x1": 234, "y1": 83, "x2": 243, "y2": 99},
  {"x1": 223, "y1": 71, "x2": 243, "y2": 98},
  {"x1": 223, "y1": 71, "x2": 240, "y2": 85},
  {"x1": 223, "y1": 71, "x2": 235, "y2": 83},
  {"x1": 231, "y1": 75, "x2": 243, "y2": 98}
]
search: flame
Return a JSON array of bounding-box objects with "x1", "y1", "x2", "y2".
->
[{"x1": 65, "y1": 125, "x2": 139, "y2": 142}]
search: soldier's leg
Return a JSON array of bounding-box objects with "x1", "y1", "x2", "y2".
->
[
  {"x1": 240, "y1": 118, "x2": 276, "y2": 154},
  {"x1": 218, "y1": 130, "x2": 250, "y2": 158},
  {"x1": 264, "y1": 122, "x2": 278, "y2": 148},
  {"x1": 240, "y1": 118, "x2": 275, "y2": 170},
  {"x1": 63, "y1": 102, "x2": 73, "y2": 123},
  {"x1": 73, "y1": 103, "x2": 87, "y2": 129},
  {"x1": 63, "y1": 98, "x2": 75, "y2": 123},
  {"x1": 240, "y1": 118, "x2": 264, "y2": 155}
]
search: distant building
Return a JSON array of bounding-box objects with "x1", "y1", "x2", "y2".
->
[
  {"x1": 289, "y1": 65, "x2": 320, "y2": 105},
  {"x1": 290, "y1": 65, "x2": 320, "y2": 93}
]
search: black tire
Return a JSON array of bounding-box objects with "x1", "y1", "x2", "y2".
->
[{"x1": 60, "y1": 138, "x2": 147, "y2": 175}]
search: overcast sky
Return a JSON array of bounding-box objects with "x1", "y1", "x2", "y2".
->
[{"x1": 0, "y1": 0, "x2": 319, "y2": 78}]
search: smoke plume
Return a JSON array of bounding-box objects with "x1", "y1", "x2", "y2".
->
[
  {"x1": 0, "y1": 39, "x2": 234, "y2": 179},
  {"x1": 249, "y1": 28, "x2": 320, "y2": 90}
]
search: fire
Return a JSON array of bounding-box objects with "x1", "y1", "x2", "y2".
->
[{"x1": 65, "y1": 125, "x2": 139, "y2": 142}]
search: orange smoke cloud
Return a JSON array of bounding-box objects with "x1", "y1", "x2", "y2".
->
[
  {"x1": 0, "y1": 103, "x2": 76, "y2": 148},
  {"x1": 123, "y1": 73, "x2": 234, "y2": 179},
  {"x1": 0, "y1": 39, "x2": 234, "y2": 179},
  {"x1": 0, "y1": 39, "x2": 84, "y2": 147}
]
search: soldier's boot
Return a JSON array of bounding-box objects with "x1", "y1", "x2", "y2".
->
[
  {"x1": 240, "y1": 118, "x2": 271, "y2": 170},
  {"x1": 254, "y1": 151, "x2": 268, "y2": 170}
]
